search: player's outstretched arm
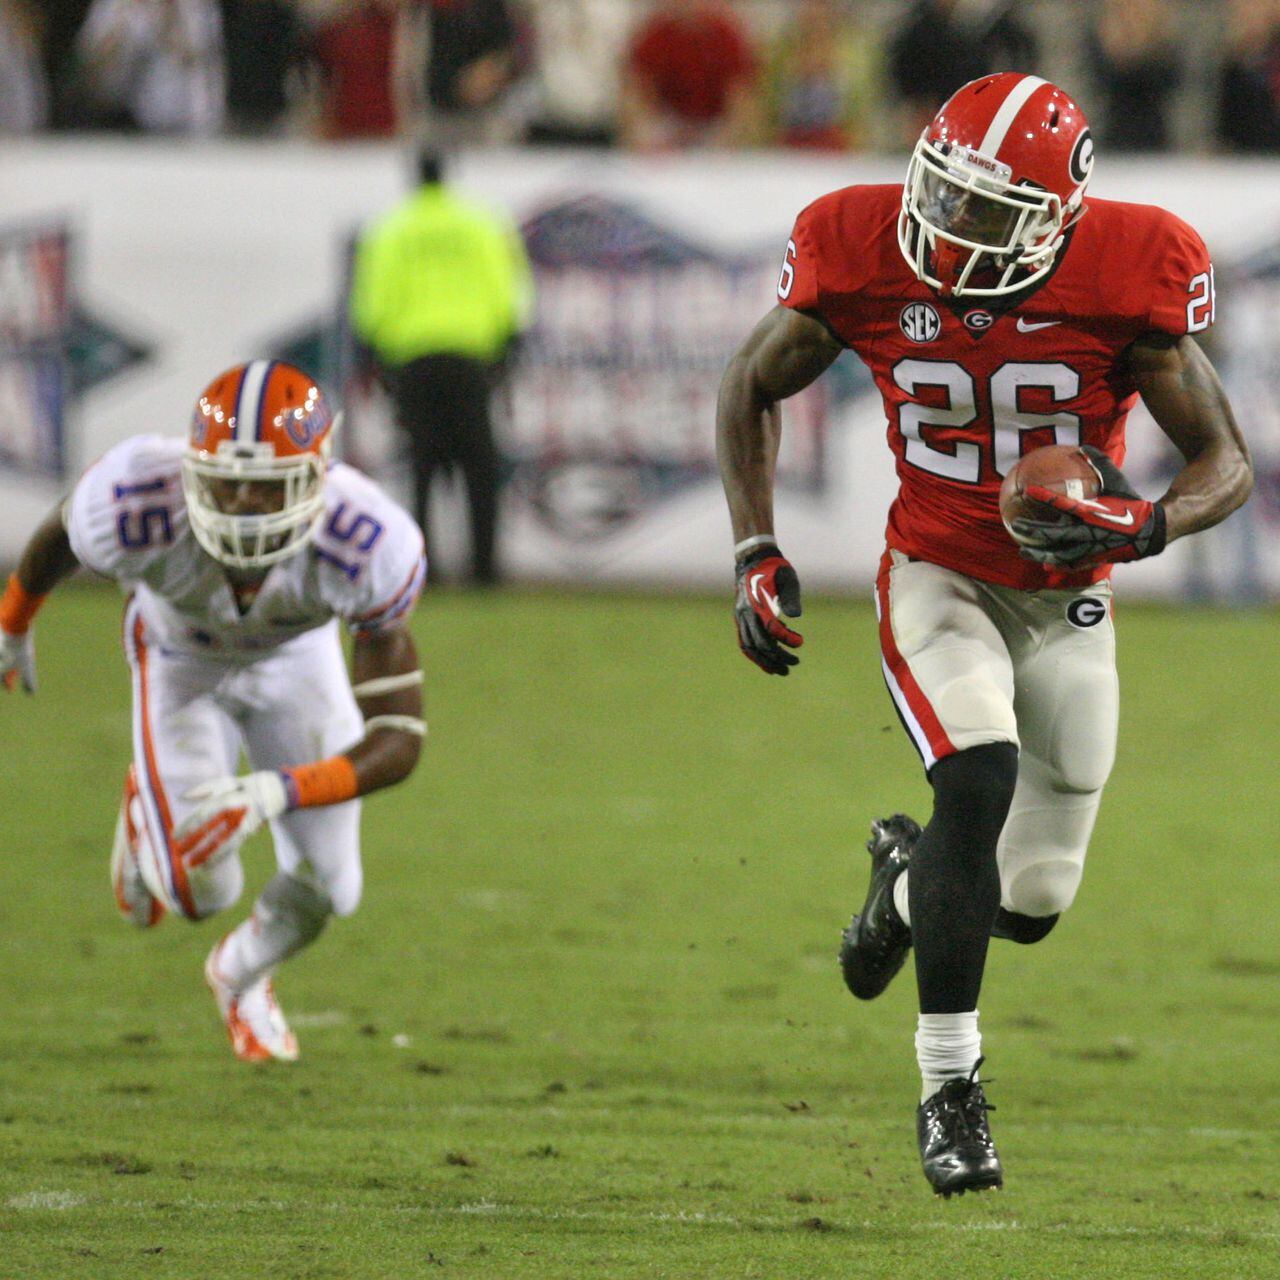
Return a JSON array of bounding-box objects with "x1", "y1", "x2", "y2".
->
[
  {"x1": 717, "y1": 306, "x2": 842, "y2": 674},
  {"x1": 0, "y1": 501, "x2": 81, "y2": 693},
  {"x1": 177, "y1": 624, "x2": 424, "y2": 843},
  {"x1": 1125, "y1": 333, "x2": 1253, "y2": 543}
]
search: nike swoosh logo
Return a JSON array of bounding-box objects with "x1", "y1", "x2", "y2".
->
[
  {"x1": 748, "y1": 571, "x2": 781, "y2": 617},
  {"x1": 1078, "y1": 499, "x2": 1135, "y2": 526},
  {"x1": 1016, "y1": 318, "x2": 1061, "y2": 332}
]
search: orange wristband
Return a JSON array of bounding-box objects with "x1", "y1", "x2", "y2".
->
[
  {"x1": 282, "y1": 755, "x2": 359, "y2": 809},
  {"x1": 0, "y1": 574, "x2": 46, "y2": 636}
]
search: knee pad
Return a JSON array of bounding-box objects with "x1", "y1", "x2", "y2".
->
[
  {"x1": 1042, "y1": 759, "x2": 1112, "y2": 799},
  {"x1": 928, "y1": 673, "x2": 1019, "y2": 750},
  {"x1": 261, "y1": 871, "x2": 333, "y2": 943},
  {"x1": 300, "y1": 860, "x2": 361, "y2": 919},
  {"x1": 185, "y1": 858, "x2": 245, "y2": 920},
  {"x1": 1004, "y1": 858, "x2": 1083, "y2": 919},
  {"x1": 991, "y1": 908, "x2": 1059, "y2": 944}
]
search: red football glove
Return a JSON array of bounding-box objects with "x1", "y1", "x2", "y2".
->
[
  {"x1": 1010, "y1": 446, "x2": 1167, "y2": 568},
  {"x1": 734, "y1": 546, "x2": 803, "y2": 675}
]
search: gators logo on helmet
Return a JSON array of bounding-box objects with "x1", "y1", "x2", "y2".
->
[{"x1": 181, "y1": 360, "x2": 339, "y2": 571}]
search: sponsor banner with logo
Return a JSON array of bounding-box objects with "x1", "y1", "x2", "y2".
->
[
  {"x1": 0, "y1": 142, "x2": 1276, "y2": 600},
  {"x1": 333, "y1": 191, "x2": 852, "y2": 557},
  {"x1": 0, "y1": 221, "x2": 71, "y2": 479}
]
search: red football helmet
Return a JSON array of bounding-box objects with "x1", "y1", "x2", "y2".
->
[
  {"x1": 898, "y1": 73, "x2": 1094, "y2": 298},
  {"x1": 181, "y1": 360, "x2": 338, "y2": 570}
]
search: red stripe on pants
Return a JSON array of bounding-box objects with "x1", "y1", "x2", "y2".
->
[
  {"x1": 876, "y1": 551, "x2": 956, "y2": 764},
  {"x1": 131, "y1": 614, "x2": 198, "y2": 917}
]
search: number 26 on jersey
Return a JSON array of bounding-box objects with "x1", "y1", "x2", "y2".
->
[{"x1": 894, "y1": 359, "x2": 1084, "y2": 484}]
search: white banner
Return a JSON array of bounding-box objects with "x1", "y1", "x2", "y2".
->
[
  {"x1": 0, "y1": 219, "x2": 70, "y2": 479},
  {"x1": 0, "y1": 140, "x2": 1275, "y2": 598}
]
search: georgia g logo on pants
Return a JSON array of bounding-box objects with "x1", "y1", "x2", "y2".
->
[{"x1": 1066, "y1": 597, "x2": 1107, "y2": 629}]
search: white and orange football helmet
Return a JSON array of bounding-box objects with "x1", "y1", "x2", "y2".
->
[
  {"x1": 181, "y1": 360, "x2": 337, "y2": 571},
  {"x1": 899, "y1": 73, "x2": 1094, "y2": 298}
]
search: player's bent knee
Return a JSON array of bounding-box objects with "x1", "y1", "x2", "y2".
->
[
  {"x1": 184, "y1": 858, "x2": 245, "y2": 921},
  {"x1": 930, "y1": 679, "x2": 1019, "y2": 757},
  {"x1": 264, "y1": 871, "x2": 336, "y2": 937},
  {"x1": 1039, "y1": 740, "x2": 1114, "y2": 796},
  {"x1": 1005, "y1": 859, "x2": 1082, "y2": 919},
  {"x1": 1046, "y1": 764, "x2": 1111, "y2": 799}
]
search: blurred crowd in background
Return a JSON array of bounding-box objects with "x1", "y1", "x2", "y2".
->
[{"x1": 4, "y1": 0, "x2": 1280, "y2": 153}]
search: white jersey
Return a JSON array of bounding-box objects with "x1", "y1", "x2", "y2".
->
[{"x1": 67, "y1": 435, "x2": 426, "y2": 658}]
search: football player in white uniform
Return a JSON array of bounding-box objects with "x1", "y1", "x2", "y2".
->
[{"x1": 0, "y1": 361, "x2": 427, "y2": 1062}]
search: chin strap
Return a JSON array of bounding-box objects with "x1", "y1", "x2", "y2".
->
[{"x1": 933, "y1": 240, "x2": 965, "y2": 296}]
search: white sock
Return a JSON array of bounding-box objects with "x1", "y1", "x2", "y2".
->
[
  {"x1": 916, "y1": 1011, "x2": 981, "y2": 1102},
  {"x1": 893, "y1": 868, "x2": 911, "y2": 928},
  {"x1": 217, "y1": 873, "x2": 331, "y2": 993}
]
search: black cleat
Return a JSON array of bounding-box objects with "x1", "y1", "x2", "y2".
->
[
  {"x1": 838, "y1": 814, "x2": 920, "y2": 1000},
  {"x1": 917, "y1": 1058, "x2": 1003, "y2": 1198}
]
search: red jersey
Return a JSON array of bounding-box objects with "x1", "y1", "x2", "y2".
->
[
  {"x1": 778, "y1": 184, "x2": 1215, "y2": 589},
  {"x1": 627, "y1": 13, "x2": 756, "y2": 124},
  {"x1": 313, "y1": 4, "x2": 398, "y2": 139}
]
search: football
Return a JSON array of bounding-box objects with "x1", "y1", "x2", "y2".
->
[{"x1": 999, "y1": 444, "x2": 1101, "y2": 530}]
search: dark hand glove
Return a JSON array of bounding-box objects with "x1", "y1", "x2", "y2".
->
[
  {"x1": 1010, "y1": 446, "x2": 1166, "y2": 568},
  {"x1": 734, "y1": 546, "x2": 803, "y2": 675}
]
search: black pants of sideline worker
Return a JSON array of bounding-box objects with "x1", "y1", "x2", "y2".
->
[{"x1": 386, "y1": 353, "x2": 500, "y2": 584}]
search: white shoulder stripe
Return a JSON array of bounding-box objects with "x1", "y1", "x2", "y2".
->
[
  {"x1": 234, "y1": 360, "x2": 272, "y2": 444},
  {"x1": 977, "y1": 75, "x2": 1048, "y2": 158}
]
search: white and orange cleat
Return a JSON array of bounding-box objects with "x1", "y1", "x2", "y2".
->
[
  {"x1": 204, "y1": 938, "x2": 299, "y2": 1063},
  {"x1": 110, "y1": 766, "x2": 166, "y2": 928}
]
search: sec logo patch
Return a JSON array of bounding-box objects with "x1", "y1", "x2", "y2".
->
[
  {"x1": 900, "y1": 302, "x2": 941, "y2": 343},
  {"x1": 1066, "y1": 597, "x2": 1108, "y2": 629}
]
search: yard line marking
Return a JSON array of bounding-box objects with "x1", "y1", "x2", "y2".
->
[
  {"x1": 89, "y1": 1198, "x2": 1280, "y2": 1243},
  {"x1": 6, "y1": 1191, "x2": 87, "y2": 1210},
  {"x1": 287, "y1": 1011, "x2": 348, "y2": 1029},
  {"x1": 430, "y1": 1102, "x2": 1266, "y2": 1145},
  {"x1": 423, "y1": 1205, "x2": 1280, "y2": 1242}
]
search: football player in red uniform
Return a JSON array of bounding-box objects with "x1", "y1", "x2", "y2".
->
[{"x1": 717, "y1": 73, "x2": 1253, "y2": 1196}]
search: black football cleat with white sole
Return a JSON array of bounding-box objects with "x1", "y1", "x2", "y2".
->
[
  {"x1": 917, "y1": 1058, "x2": 1003, "y2": 1198},
  {"x1": 838, "y1": 814, "x2": 920, "y2": 1000}
]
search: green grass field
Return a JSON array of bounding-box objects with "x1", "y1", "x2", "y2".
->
[{"x1": 1, "y1": 584, "x2": 1277, "y2": 1279}]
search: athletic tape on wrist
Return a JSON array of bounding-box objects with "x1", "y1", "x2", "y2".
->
[
  {"x1": 0, "y1": 574, "x2": 46, "y2": 636},
  {"x1": 363, "y1": 714, "x2": 427, "y2": 737},
  {"x1": 351, "y1": 670, "x2": 424, "y2": 698},
  {"x1": 282, "y1": 756, "x2": 360, "y2": 809},
  {"x1": 733, "y1": 534, "x2": 779, "y2": 559}
]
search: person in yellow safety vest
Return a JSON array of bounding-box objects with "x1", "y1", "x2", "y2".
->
[{"x1": 350, "y1": 148, "x2": 533, "y2": 584}]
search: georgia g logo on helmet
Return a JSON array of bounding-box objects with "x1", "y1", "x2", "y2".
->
[
  {"x1": 898, "y1": 73, "x2": 1094, "y2": 299},
  {"x1": 1069, "y1": 129, "x2": 1094, "y2": 186},
  {"x1": 181, "y1": 360, "x2": 339, "y2": 572}
]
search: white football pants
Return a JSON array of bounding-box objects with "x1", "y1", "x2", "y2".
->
[
  {"x1": 875, "y1": 550, "x2": 1119, "y2": 919},
  {"x1": 121, "y1": 600, "x2": 365, "y2": 921}
]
